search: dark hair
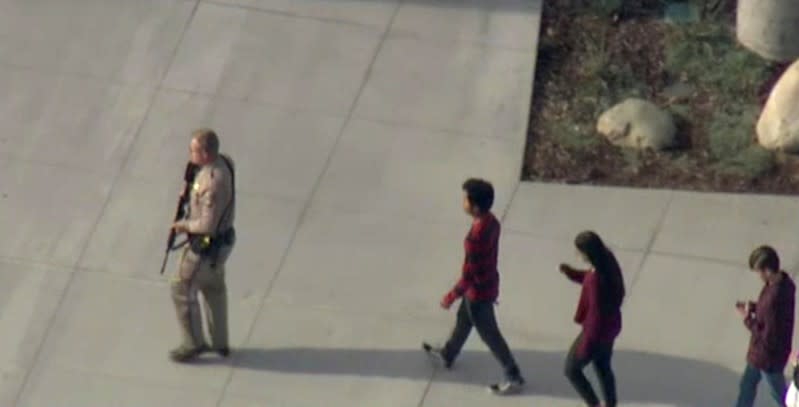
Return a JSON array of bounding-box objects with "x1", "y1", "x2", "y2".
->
[
  {"x1": 575, "y1": 231, "x2": 625, "y2": 312},
  {"x1": 462, "y1": 178, "x2": 494, "y2": 213},
  {"x1": 749, "y1": 245, "x2": 780, "y2": 273}
]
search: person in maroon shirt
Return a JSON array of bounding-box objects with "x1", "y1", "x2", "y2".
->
[
  {"x1": 734, "y1": 245, "x2": 795, "y2": 407},
  {"x1": 559, "y1": 231, "x2": 625, "y2": 407},
  {"x1": 422, "y1": 178, "x2": 524, "y2": 395}
]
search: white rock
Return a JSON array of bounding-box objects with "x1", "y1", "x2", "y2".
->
[
  {"x1": 757, "y1": 59, "x2": 799, "y2": 152},
  {"x1": 737, "y1": 0, "x2": 799, "y2": 62},
  {"x1": 596, "y1": 98, "x2": 676, "y2": 150}
]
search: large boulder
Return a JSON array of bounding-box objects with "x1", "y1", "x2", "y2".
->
[
  {"x1": 737, "y1": 0, "x2": 799, "y2": 62},
  {"x1": 757, "y1": 59, "x2": 799, "y2": 152},
  {"x1": 596, "y1": 98, "x2": 677, "y2": 150}
]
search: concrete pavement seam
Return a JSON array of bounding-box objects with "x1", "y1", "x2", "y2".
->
[
  {"x1": 500, "y1": 178, "x2": 523, "y2": 224},
  {"x1": 416, "y1": 2, "x2": 539, "y2": 401},
  {"x1": 212, "y1": 1, "x2": 404, "y2": 405},
  {"x1": 156, "y1": 85, "x2": 352, "y2": 118},
  {"x1": 0, "y1": 59, "x2": 153, "y2": 87},
  {"x1": 0, "y1": 255, "x2": 81, "y2": 272},
  {"x1": 627, "y1": 190, "x2": 676, "y2": 295},
  {"x1": 0, "y1": 154, "x2": 120, "y2": 175},
  {"x1": 201, "y1": 0, "x2": 539, "y2": 52},
  {"x1": 502, "y1": 227, "x2": 650, "y2": 253},
  {"x1": 415, "y1": 369, "x2": 437, "y2": 407},
  {"x1": 646, "y1": 250, "x2": 746, "y2": 269},
  {"x1": 377, "y1": 28, "x2": 538, "y2": 52},
  {"x1": 335, "y1": 114, "x2": 526, "y2": 143},
  {"x1": 8, "y1": 2, "x2": 203, "y2": 405},
  {"x1": 201, "y1": 0, "x2": 390, "y2": 29}
]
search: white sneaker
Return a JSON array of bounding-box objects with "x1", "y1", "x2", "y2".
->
[{"x1": 488, "y1": 377, "x2": 525, "y2": 395}]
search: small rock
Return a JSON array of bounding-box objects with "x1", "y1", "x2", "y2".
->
[
  {"x1": 597, "y1": 98, "x2": 677, "y2": 150},
  {"x1": 757, "y1": 59, "x2": 799, "y2": 152}
]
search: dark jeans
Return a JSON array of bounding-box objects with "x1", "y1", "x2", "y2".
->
[
  {"x1": 442, "y1": 299, "x2": 522, "y2": 380},
  {"x1": 564, "y1": 333, "x2": 617, "y2": 407},
  {"x1": 735, "y1": 363, "x2": 787, "y2": 407}
]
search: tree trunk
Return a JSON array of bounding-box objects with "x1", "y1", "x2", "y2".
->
[{"x1": 737, "y1": 0, "x2": 799, "y2": 62}]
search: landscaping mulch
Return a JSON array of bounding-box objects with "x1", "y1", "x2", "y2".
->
[{"x1": 522, "y1": 0, "x2": 799, "y2": 194}]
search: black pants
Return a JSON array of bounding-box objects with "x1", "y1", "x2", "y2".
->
[
  {"x1": 442, "y1": 299, "x2": 521, "y2": 379},
  {"x1": 564, "y1": 333, "x2": 617, "y2": 407}
]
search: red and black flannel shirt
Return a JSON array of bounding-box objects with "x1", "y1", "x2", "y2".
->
[
  {"x1": 745, "y1": 271, "x2": 795, "y2": 371},
  {"x1": 563, "y1": 268, "x2": 624, "y2": 358},
  {"x1": 450, "y1": 212, "x2": 500, "y2": 302}
]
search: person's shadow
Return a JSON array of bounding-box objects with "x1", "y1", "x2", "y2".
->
[{"x1": 200, "y1": 346, "x2": 780, "y2": 406}]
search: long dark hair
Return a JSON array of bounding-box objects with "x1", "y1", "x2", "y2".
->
[{"x1": 575, "y1": 231, "x2": 626, "y2": 312}]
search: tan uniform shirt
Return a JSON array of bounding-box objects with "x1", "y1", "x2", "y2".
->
[{"x1": 177, "y1": 154, "x2": 235, "y2": 236}]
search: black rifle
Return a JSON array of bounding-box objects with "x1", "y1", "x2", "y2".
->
[{"x1": 159, "y1": 161, "x2": 200, "y2": 275}]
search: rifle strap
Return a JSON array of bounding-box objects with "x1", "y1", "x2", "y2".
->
[{"x1": 214, "y1": 154, "x2": 235, "y2": 237}]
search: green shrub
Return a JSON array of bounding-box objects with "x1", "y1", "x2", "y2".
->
[
  {"x1": 546, "y1": 121, "x2": 598, "y2": 151},
  {"x1": 601, "y1": 63, "x2": 649, "y2": 99},
  {"x1": 707, "y1": 104, "x2": 775, "y2": 178},
  {"x1": 579, "y1": 32, "x2": 610, "y2": 80},
  {"x1": 715, "y1": 145, "x2": 775, "y2": 178},
  {"x1": 669, "y1": 103, "x2": 692, "y2": 120},
  {"x1": 707, "y1": 105, "x2": 759, "y2": 160},
  {"x1": 664, "y1": 23, "x2": 770, "y2": 98}
]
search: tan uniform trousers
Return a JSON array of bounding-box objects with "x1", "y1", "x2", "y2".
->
[{"x1": 171, "y1": 241, "x2": 234, "y2": 350}]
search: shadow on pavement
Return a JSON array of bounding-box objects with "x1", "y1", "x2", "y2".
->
[{"x1": 220, "y1": 347, "x2": 753, "y2": 407}]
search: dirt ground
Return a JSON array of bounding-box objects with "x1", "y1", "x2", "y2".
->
[{"x1": 522, "y1": 0, "x2": 799, "y2": 194}]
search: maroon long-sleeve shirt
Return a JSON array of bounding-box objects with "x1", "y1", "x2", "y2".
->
[
  {"x1": 450, "y1": 212, "x2": 500, "y2": 302},
  {"x1": 563, "y1": 268, "x2": 623, "y2": 358},
  {"x1": 744, "y1": 271, "x2": 795, "y2": 371}
]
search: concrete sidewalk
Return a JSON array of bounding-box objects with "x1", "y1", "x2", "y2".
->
[{"x1": 0, "y1": 1, "x2": 789, "y2": 406}]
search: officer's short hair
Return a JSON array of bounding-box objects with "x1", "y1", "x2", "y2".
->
[
  {"x1": 749, "y1": 245, "x2": 780, "y2": 273},
  {"x1": 192, "y1": 128, "x2": 219, "y2": 156}
]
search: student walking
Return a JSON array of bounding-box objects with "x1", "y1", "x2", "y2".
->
[
  {"x1": 422, "y1": 178, "x2": 524, "y2": 395},
  {"x1": 559, "y1": 231, "x2": 625, "y2": 407},
  {"x1": 734, "y1": 245, "x2": 795, "y2": 407}
]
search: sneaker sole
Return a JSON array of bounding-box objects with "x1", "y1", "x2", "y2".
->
[
  {"x1": 421, "y1": 342, "x2": 452, "y2": 369},
  {"x1": 488, "y1": 383, "x2": 524, "y2": 396}
]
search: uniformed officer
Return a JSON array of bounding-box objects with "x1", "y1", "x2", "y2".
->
[{"x1": 169, "y1": 128, "x2": 236, "y2": 363}]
